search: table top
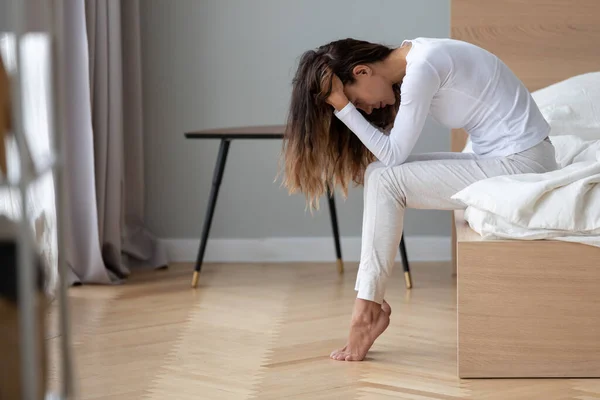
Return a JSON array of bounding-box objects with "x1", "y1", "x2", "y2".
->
[{"x1": 185, "y1": 125, "x2": 286, "y2": 139}]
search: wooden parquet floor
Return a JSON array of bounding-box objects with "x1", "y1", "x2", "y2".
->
[{"x1": 47, "y1": 262, "x2": 600, "y2": 400}]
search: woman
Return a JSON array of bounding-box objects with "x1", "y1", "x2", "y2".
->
[{"x1": 281, "y1": 37, "x2": 557, "y2": 362}]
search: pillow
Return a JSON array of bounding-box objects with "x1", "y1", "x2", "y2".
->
[
  {"x1": 461, "y1": 71, "x2": 600, "y2": 152},
  {"x1": 532, "y1": 71, "x2": 600, "y2": 140}
]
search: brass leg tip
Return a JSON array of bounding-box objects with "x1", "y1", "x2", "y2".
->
[
  {"x1": 404, "y1": 271, "x2": 412, "y2": 289},
  {"x1": 336, "y1": 259, "x2": 344, "y2": 274},
  {"x1": 191, "y1": 271, "x2": 199, "y2": 288}
]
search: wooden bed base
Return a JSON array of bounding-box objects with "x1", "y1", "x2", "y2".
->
[{"x1": 455, "y1": 211, "x2": 600, "y2": 378}]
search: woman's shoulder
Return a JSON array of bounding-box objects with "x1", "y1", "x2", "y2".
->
[
  {"x1": 401, "y1": 38, "x2": 466, "y2": 90},
  {"x1": 405, "y1": 38, "x2": 450, "y2": 72},
  {"x1": 407, "y1": 38, "x2": 479, "y2": 77}
]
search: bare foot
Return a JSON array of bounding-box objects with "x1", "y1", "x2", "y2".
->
[{"x1": 330, "y1": 299, "x2": 391, "y2": 361}]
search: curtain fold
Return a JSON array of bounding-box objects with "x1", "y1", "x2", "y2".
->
[
  {"x1": 59, "y1": 0, "x2": 166, "y2": 285},
  {"x1": 86, "y1": 0, "x2": 126, "y2": 276},
  {"x1": 60, "y1": 0, "x2": 106, "y2": 284}
]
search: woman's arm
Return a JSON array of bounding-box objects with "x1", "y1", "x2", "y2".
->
[{"x1": 333, "y1": 63, "x2": 440, "y2": 167}]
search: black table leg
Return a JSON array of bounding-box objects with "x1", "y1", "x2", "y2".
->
[
  {"x1": 192, "y1": 139, "x2": 231, "y2": 288},
  {"x1": 399, "y1": 235, "x2": 412, "y2": 289},
  {"x1": 326, "y1": 187, "x2": 344, "y2": 274}
]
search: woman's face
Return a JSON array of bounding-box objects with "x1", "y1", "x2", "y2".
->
[{"x1": 343, "y1": 65, "x2": 396, "y2": 114}]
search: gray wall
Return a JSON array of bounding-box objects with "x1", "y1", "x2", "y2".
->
[{"x1": 140, "y1": 0, "x2": 451, "y2": 240}]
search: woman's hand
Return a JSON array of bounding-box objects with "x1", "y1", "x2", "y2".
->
[{"x1": 325, "y1": 73, "x2": 349, "y2": 111}]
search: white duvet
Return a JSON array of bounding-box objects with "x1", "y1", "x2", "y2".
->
[{"x1": 452, "y1": 135, "x2": 600, "y2": 247}]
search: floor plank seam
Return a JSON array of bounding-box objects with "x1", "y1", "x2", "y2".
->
[
  {"x1": 48, "y1": 291, "x2": 119, "y2": 395},
  {"x1": 248, "y1": 288, "x2": 292, "y2": 399},
  {"x1": 140, "y1": 298, "x2": 199, "y2": 400}
]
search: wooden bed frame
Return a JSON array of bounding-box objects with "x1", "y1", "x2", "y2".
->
[
  {"x1": 451, "y1": 0, "x2": 600, "y2": 377},
  {"x1": 450, "y1": 0, "x2": 600, "y2": 270}
]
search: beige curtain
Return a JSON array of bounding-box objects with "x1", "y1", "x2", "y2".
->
[{"x1": 60, "y1": 0, "x2": 166, "y2": 284}]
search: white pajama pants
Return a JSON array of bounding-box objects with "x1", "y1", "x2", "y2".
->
[{"x1": 356, "y1": 138, "x2": 558, "y2": 304}]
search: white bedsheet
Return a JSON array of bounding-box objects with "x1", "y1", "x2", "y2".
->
[{"x1": 452, "y1": 135, "x2": 600, "y2": 247}]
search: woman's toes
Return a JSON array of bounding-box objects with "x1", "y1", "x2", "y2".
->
[{"x1": 331, "y1": 345, "x2": 348, "y2": 360}]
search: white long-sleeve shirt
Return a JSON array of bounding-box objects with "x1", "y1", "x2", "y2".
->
[{"x1": 334, "y1": 38, "x2": 550, "y2": 166}]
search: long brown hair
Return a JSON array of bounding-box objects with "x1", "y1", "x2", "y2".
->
[{"x1": 280, "y1": 38, "x2": 400, "y2": 210}]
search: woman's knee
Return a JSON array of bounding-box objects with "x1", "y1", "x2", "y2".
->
[
  {"x1": 375, "y1": 165, "x2": 408, "y2": 207},
  {"x1": 364, "y1": 161, "x2": 386, "y2": 183},
  {"x1": 364, "y1": 162, "x2": 405, "y2": 198}
]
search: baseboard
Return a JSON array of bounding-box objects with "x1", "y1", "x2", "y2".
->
[{"x1": 161, "y1": 236, "x2": 451, "y2": 263}]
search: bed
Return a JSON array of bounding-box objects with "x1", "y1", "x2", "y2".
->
[
  {"x1": 450, "y1": 0, "x2": 600, "y2": 378},
  {"x1": 0, "y1": 34, "x2": 57, "y2": 296}
]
